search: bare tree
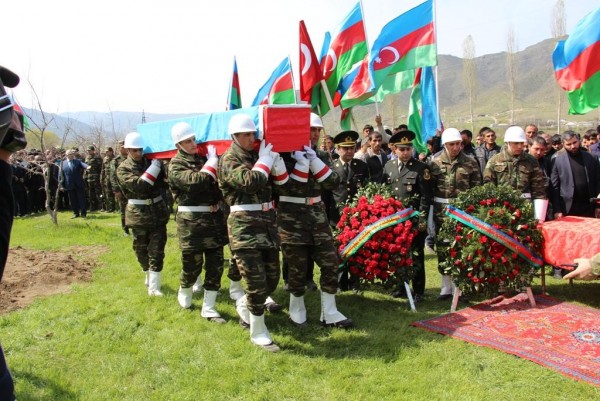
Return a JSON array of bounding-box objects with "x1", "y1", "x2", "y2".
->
[
  {"x1": 463, "y1": 35, "x2": 477, "y2": 132},
  {"x1": 552, "y1": 0, "x2": 566, "y2": 134},
  {"x1": 506, "y1": 25, "x2": 518, "y2": 125}
]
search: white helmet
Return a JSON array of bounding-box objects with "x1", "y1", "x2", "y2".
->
[
  {"x1": 171, "y1": 122, "x2": 196, "y2": 145},
  {"x1": 124, "y1": 131, "x2": 144, "y2": 149},
  {"x1": 504, "y1": 126, "x2": 527, "y2": 143},
  {"x1": 441, "y1": 128, "x2": 462, "y2": 145},
  {"x1": 227, "y1": 113, "x2": 256, "y2": 136},
  {"x1": 310, "y1": 113, "x2": 323, "y2": 128}
]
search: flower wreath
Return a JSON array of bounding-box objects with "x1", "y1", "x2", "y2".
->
[
  {"x1": 334, "y1": 183, "x2": 419, "y2": 285},
  {"x1": 438, "y1": 183, "x2": 544, "y2": 296}
]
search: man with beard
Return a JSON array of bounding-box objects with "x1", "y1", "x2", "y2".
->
[{"x1": 550, "y1": 130, "x2": 600, "y2": 219}]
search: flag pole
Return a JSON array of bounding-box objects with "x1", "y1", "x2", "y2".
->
[{"x1": 433, "y1": 0, "x2": 441, "y2": 129}]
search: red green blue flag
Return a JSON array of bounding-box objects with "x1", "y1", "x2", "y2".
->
[
  {"x1": 252, "y1": 57, "x2": 296, "y2": 106},
  {"x1": 341, "y1": 0, "x2": 437, "y2": 109},
  {"x1": 227, "y1": 57, "x2": 242, "y2": 110},
  {"x1": 553, "y1": 7, "x2": 600, "y2": 115},
  {"x1": 408, "y1": 67, "x2": 440, "y2": 154}
]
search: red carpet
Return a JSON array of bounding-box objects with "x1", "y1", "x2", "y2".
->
[{"x1": 413, "y1": 294, "x2": 600, "y2": 387}]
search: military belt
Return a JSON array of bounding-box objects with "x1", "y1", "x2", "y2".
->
[
  {"x1": 128, "y1": 196, "x2": 163, "y2": 205},
  {"x1": 230, "y1": 201, "x2": 274, "y2": 212},
  {"x1": 278, "y1": 195, "x2": 322, "y2": 205},
  {"x1": 521, "y1": 193, "x2": 532, "y2": 199},
  {"x1": 177, "y1": 205, "x2": 220, "y2": 213},
  {"x1": 433, "y1": 196, "x2": 454, "y2": 204}
]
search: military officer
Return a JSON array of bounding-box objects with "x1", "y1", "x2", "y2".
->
[
  {"x1": 116, "y1": 132, "x2": 169, "y2": 296},
  {"x1": 383, "y1": 130, "x2": 432, "y2": 302},
  {"x1": 84, "y1": 145, "x2": 103, "y2": 211},
  {"x1": 330, "y1": 130, "x2": 369, "y2": 292},
  {"x1": 430, "y1": 128, "x2": 482, "y2": 300},
  {"x1": 110, "y1": 140, "x2": 129, "y2": 235},
  {"x1": 101, "y1": 146, "x2": 115, "y2": 212},
  {"x1": 218, "y1": 113, "x2": 282, "y2": 352},
  {"x1": 168, "y1": 122, "x2": 229, "y2": 323},
  {"x1": 276, "y1": 113, "x2": 353, "y2": 329},
  {"x1": 484, "y1": 126, "x2": 546, "y2": 210}
]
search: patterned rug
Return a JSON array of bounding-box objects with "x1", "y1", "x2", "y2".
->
[{"x1": 413, "y1": 294, "x2": 600, "y2": 387}]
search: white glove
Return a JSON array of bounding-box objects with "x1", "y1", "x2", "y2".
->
[
  {"x1": 309, "y1": 155, "x2": 332, "y2": 183},
  {"x1": 259, "y1": 140, "x2": 273, "y2": 158},
  {"x1": 290, "y1": 151, "x2": 310, "y2": 183},
  {"x1": 303, "y1": 145, "x2": 317, "y2": 160},
  {"x1": 142, "y1": 159, "x2": 161, "y2": 185},
  {"x1": 271, "y1": 153, "x2": 289, "y2": 185},
  {"x1": 201, "y1": 145, "x2": 219, "y2": 180},
  {"x1": 252, "y1": 140, "x2": 274, "y2": 178}
]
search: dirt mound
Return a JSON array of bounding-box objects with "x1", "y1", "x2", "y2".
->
[{"x1": 0, "y1": 246, "x2": 105, "y2": 314}]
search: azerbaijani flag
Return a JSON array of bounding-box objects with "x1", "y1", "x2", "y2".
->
[
  {"x1": 310, "y1": 31, "x2": 331, "y2": 114},
  {"x1": 227, "y1": 57, "x2": 242, "y2": 110},
  {"x1": 299, "y1": 20, "x2": 322, "y2": 102},
  {"x1": 407, "y1": 67, "x2": 440, "y2": 154},
  {"x1": 341, "y1": 0, "x2": 436, "y2": 109},
  {"x1": 315, "y1": 2, "x2": 367, "y2": 115},
  {"x1": 552, "y1": 7, "x2": 600, "y2": 115},
  {"x1": 252, "y1": 57, "x2": 296, "y2": 106}
]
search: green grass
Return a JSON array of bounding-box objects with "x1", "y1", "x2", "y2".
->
[{"x1": 3, "y1": 212, "x2": 599, "y2": 400}]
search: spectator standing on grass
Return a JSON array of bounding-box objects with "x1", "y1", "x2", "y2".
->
[
  {"x1": 218, "y1": 113, "x2": 282, "y2": 352},
  {"x1": 61, "y1": 149, "x2": 89, "y2": 219},
  {"x1": 275, "y1": 113, "x2": 354, "y2": 329},
  {"x1": 84, "y1": 145, "x2": 103, "y2": 211},
  {"x1": 110, "y1": 140, "x2": 130, "y2": 236},
  {"x1": 0, "y1": 64, "x2": 25, "y2": 401},
  {"x1": 474, "y1": 127, "x2": 501, "y2": 176},
  {"x1": 117, "y1": 132, "x2": 169, "y2": 296},
  {"x1": 168, "y1": 122, "x2": 228, "y2": 323}
]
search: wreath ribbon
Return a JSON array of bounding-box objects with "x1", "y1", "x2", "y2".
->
[
  {"x1": 445, "y1": 205, "x2": 543, "y2": 267},
  {"x1": 339, "y1": 208, "x2": 418, "y2": 264}
]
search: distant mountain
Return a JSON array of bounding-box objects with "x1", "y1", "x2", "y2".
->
[{"x1": 23, "y1": 38, "x2": 599, "y2": 147}]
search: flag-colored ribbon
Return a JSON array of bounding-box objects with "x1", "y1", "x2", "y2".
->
[
  {"x1": 339, "y1": 208, "x2": 418, "y2": 263},
  {"x1": 445, "y1": 205, "x2": 543, "y2": 267}
]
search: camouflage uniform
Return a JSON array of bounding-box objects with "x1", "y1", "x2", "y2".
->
[
  {"x1": 102, "y1": 153, "x2": 115, "y2": 212},
  {"x1": 430, "y1": 148, "x2": 482, "y2": 273},
  {"x1": 116, "y1": 156, "x2": 169, "y2": 273},
  {"x1": 110, "y1": 154, "x2": 128, "y2": 233},
  {"x1": 85, "y1": 153, "x2": 103, "y2": 211},
  {"x1": 383, "y1": 157, "x2": 433, "y2": 296},
  {"x1": 483, "y1": 147, "x2": 545, "y2": 202},
  {"x1": 218, "y1": 142, "x2": 280, "y2": 316},
  {"x1": 275, "y1": 149, "x2": 340, "y2": 297},
  {"x1": 168, "y1": 149, "x2": 228, "y2": 291}
]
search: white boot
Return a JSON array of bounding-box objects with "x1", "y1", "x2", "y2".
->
[
  {"x1": 192, "y1": 276, "x2": 203, "y2": 294},
  {"x1": 177, "y1": 286, "x2": 193, "y2": 308},
  {"x1": 229, "y1": 280, "x2": 244, "y2": 301},
  {"x1": 289, "y1": 294, "x2": 307, "y2": 326},
  {"x1": 249, "y1": 313, "x2": 280, "y2": 352},
  {"x1": 439, "y1": 274, "x2": 454, "y2": 296},
  {"x1": 320, "y1": 292, "x2": 353, "y2": 328},
  {"x1": 148, "y1": 271, "x2": 164, "y2": 296},
  {"x1": 144, "y1": 271, "x2": 149, "y2": 287},
  {"x1": 202, "y1": 290, "x2": 226, "y2": 324},
  {"x1": 236, "y1": 295, "x2": 250, "y2": 328},
  {"x1": 264, "y1": 296, "x2": 283, "y2": 312}
]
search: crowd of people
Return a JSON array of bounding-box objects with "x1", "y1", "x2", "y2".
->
[{"x1": 6, "y1": 104, "x2": 600, "y2": 354}]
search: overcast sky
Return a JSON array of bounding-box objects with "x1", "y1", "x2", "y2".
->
[{"x1": 4, "y1": 0, "x2": 598, "y2": 114}]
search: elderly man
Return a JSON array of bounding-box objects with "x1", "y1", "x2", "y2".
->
[
  {"x1": 430, "y1": 128, "x2": 482, "y2": 300},
  {"x1": 117, "y1": 132, "x2": 169, "y2": 296},
  {"x1": 383, "y1": 130, "x2": 432, "y2": 302},
  {"x1": 218, "y1": 113, "x2": 283, "y2": 352},
  {"x1": 550, "y1": 130, "x2": 600, "y2": 219},
  {"x1": 168, "y1": 122, "x2": 228, "y2": 322},
  {"x1": 61, "y1": 149, "x2": 89, "y2": 219}
]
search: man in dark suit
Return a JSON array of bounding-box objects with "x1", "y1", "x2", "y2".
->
[
  {"x1": 366, "y1": 131, "x2": 387, "y2": 183},
  {"x1": 61, "y1": 149, "x2": 89, "y2": 218},
  {"x1": 383, "y1": 131, "x2": 432, "y2": 302},
  {"x1": 329, "y1": 130, "x2": 370, "y2": 292},
  {"x1": 550, "y1": 131, "x2": 600, "y2": 219}
]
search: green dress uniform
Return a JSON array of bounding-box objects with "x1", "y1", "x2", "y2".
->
[
  {"x1": 110, "y1": 153, "x2": 128, "y2": 234},
  {"x1": 102, "y1": 153, "x2": 115, "y2": 212},
  {"x1": 84, "y1": 150, "x2": 103, "y2": 211}
]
